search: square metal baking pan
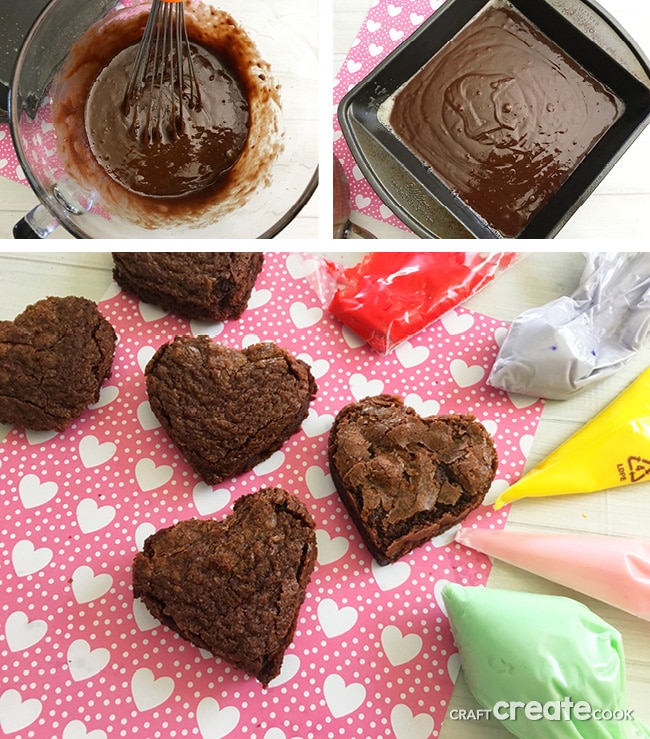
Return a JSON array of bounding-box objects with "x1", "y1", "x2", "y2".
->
[{"x1": 337, "y1": 0, "x2": 650, "y2": 239}]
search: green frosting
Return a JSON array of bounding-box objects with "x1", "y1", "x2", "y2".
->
[{"x1": 442, "y1": 584, "x2": 650, "y2": 738}]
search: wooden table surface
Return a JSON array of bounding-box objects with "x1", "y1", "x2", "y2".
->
[
  {"x1": 1, "y1": 251, "x2": 648, "y2": 736},
  {"x1": 334, "y1": 0, "x2": 650, "y2": 240}
]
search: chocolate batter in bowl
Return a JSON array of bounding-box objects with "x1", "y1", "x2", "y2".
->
[{"x1": 10, "y1": 0, "x2": 318, "y2": 237}]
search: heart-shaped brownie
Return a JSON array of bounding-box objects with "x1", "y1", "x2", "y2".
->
[
  {"x1": 328, "y1": 395, "x2": 498, "y2": 564},
  {"x1": 132, "y1": 487, "x2": 317, "y2": 686},
  {"x1": 145, "y1": 336, "x2": 317, "y2": 484},
  {"x1": 0, "y1": 296, "x2": 117, "y2": 431},
  {"x1": 112, "y1": 252, "x2": 264, "y2": 321}
]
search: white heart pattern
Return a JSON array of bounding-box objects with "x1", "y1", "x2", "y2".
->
[
  {"x1": 289, "y1": 302, "x2": 323, "y2": 329},
  {"x1": 267, "y1": 653, "x2": 301, "y2": 688},
  {"x1": 192, "y1": 483, "x2": 230, "y2": 516},
  {"x1": 391, "y1": 704, "x2": 435, "y2": 739},
  {"x1": 403, "y1": 394, "x2": 440, "y2": 418},
  {"x1": 305, "y1": 465, "x2": 336, "y2": 499},
  {"x1": 302, "y1": 408, "x2": 334, "y2": 438},
  {"x1": 12, "y1": 540, "x2": 53, "y2": 577},
  {"x1": 316, "y1": 530, "x2": 349, "y2": 565},
  {"x1": 76, "y1": 498, "x2": 116, "y2": 534},
  {"x1": 395, "y1": 341, "x2": 430, "y2": 368},
  {"x1": 5, "y1": 611, "x2": 48, "y2": 652},
  {"x1": 196, "y1": 697, "x2": 240, "y2": 739},
  {"x1": 323, "y1": 674, "x2": 366, "y2": 718},
  {"x1": 67, "y1": 639, "x2": 110, "y2": 681},
  {"x1": 350, "y1": 373, "x2": 384, "y2": 401},
  {"x1": 62, "y1": 719, "x2": 108, "y2": 739},
  {"x1": 133, "y1": 598, "x2": 161, "y2": 631},
  {"x1": 136, "y1": 400, "x2": 161, "y2": 431},
  {"x1": 0, "y1": 688, "x2": 42, "y2": 733},
  {"x1": 79, "y1": 435, "x2": 117, "y2": 468},
  {"x1": 372, "y1": 559, "x2": 411, "y2": 591},
  {"x1": 381, "y1": 625, "x2": 422, "y2": 666},
  {"x1": 318, "y1": 598, "x2": 358, "y2": 638},
  {"x1": 253, "y1": 450, "x2": 285, "y2": 476},
  {"x1": 131, "y1": 668, "x2": 175, "y2": 712},
  {"x1": 18, "y1": 473, "x2": 58, "y2": 509},
  {"x1": 440, "y1": 309, "x2": 475, "y2": 335},
  {"x1": 135, "y1": 458, "x2": 173, "y2": 492},
  {"x1": 449, "y1": 359, "x2": 485, "y2": 388},
  {"x1": 71, "y1": 565, "x2": 113, "y2": 604}
]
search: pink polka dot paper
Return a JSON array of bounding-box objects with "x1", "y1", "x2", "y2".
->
[
  {"x1": 333, "y1": 0, "x2": 447, "y2": 233},
  {"x1": 0, "y1": 253, "x2": 544, "y2": 739}
]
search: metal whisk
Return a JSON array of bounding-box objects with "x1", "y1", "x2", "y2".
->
[{"x1": 123, "y1": 0, "x2": 201, "y2": 144}]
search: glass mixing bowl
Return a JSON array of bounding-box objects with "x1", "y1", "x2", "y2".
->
[{"x1": 9, "y1": 0, "x2": 318, "y2": 238}]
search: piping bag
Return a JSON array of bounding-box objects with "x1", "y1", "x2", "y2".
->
[
  {"x1": 441, "y1": 583, "x2": 650, "y2": 739},
  {"x1": 494, "y1": 367, "x2": 650, "y2": 509},
  {"x1": 488, "y1": 252, "x2": 650, "y2": 400},
  {"x1": 455, "y1": 527, "x2": 650, "y2": 620}
]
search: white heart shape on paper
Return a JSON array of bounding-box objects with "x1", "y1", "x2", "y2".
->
[
  {"x1": 433, "y1": 578, "x2": 451, "y2": 616},
  {"x1": 135, "y1": 458, "x2": 173, "y2": 492},
  {"x1": 25, "y1": 428, "x2": 57, "y2": 445},
  {"x1": 355, "y1": 194, "x2": 371, "y2": 210},
  {"x1": 190, "y1": 319, "x2": 224, "y2": 338},
  {"x1": 62, "y1": 719, "x2": 107, "y2": 739},
  {"x1": 449, "y1": 359, "x2": 485, "y2": 388},
  {"x1": 395, "y1": 341, "x2": 430, "y2": 368},
  {"x1": 381, "y1": 625, "x2": 422, "y2": 666},
  {"x1": 366, "y1": 18, "x2": 381, "y2": 32},
  {"x1": 242, "y1": 333, "x2": 260, "y2": 348},
  {"x1": 135, "y1": 523, "x2": 156, "y2": 551},
  {"x1": 440, "y1": 309, "x2": 475, "y2": 335},
  {"x1": 296, "y1": 353, "x2": 329, "y2": 379},
  {"x1": 290, "y1": 302, "x2": 322, "y2": 329},
  {"x1": 5, "y1": 611, "x2": 47, "y2": 652},
  {"x1": 18, "y1": 473, "x2": 58, "y2": 509},
  {"x1": 263, "y1": 730, "x2": 286, "y2": 739},
  {"x1": 12, "y1": 540, "x2": 53, "y2": 577},
  {"x1": 372, "y1": 559, "x2": 411, "y2": 591},
  {"x1": 342, "y1": 324, "x2": 365, "y2": 349},
  {"x1": 368, "y1": 42, "x2": 383, "y2": 56},
  {"x1": 318, "y1": 598, "x2": 358, "y2": 638},
  {"x1": 324, "y1": 674, "x2": 366, "y2": 718},
  {"x1": 0, "y1": 689, "x2": 42, "y2": 733},
  {"x1": 391, "y1": 704, "x2": 435, "y2": 739},
  {"x1": 67, "y1": 639, "x2": 110, "y2": 682},
  {"x1": 286, "y1": 253, "x2": 317, "y2": 280},
  {"x1": 316, "y1": 530, "x2": 349, "y2": 565},
  {"x1": 447, "y1": 652, "x2": 461, "y2": 684},
  {"x1": 481, "y1": 419, "x2": 498, "y2": 437},
  {"x1": 306, "y1": 465, "x2": 336, "y2": 499},
  {"x1": 137, "y1": 346, "x2": 157, "y2": 372},
  {"x1": 253, "y1": 450, "x2": 285, "y2": 476},
  {"x1": 136, "y1": 400, "x2": 161, "y2": 431},
  {"x1": 133, "y1": 598, "x2": 160, "y2": 631},
  {"x1": 15, "y1": 164, "x2": 25, "y2": 181},
  {"x1": 430, "y1": 524, "x2": 461, "y2": 548},
  {"x1": 482, "y1": 478, "x2": 509, "y2": 507},
  {"x1": 196, "y1": 697, "x2": 240, "y2": 739},
  {"x1": 403, "y1": 394, "x2": 440, "y2": 418},
  {"x1": 88, "y1": 385, "x2": 119, "y2": 409},
  {"x1": 267, "y1": 653, "x2": 300, "y2": 688},
  {"x1": 333, "y1": 129, "x2": 342, "y2": 142},
  {"x1": 389, "y1": 27, "x2": 404, "y2": 41},
  {"x1": 387, "y1": 4, "x2": 402, "y2": 16},
  {"x1": 76, "y1": 499, "x2": 116, "y2": 534},
  {"x1": 379, "y1": 203, "x2": 394, "y2": 220},
  {"x1": 71, "y1": 565, "x2": 113, "y2": 604},
  {"x1": 79, "y1": 435, "x2": 117, "y2": 468},
  {"x1": 347, "y1": 59, "x2": 362, "y2": 74},
  {"x1": 410, "y1": 12, "x2": 425, "y2": 24},
  {"x1": 494, "y1": 326, "x2": 509, "y2": 346},
  {"x1": 352, "y1": 164, "x2": 364, "y2": 181},
  {"x1": 247, "y1": 288, "x2": 272, "y2": 310},
  {"x1": 0, "y1": 159, "x2": 8, "y2": 170},
  {"x1": 302, "y1": 408, "x2": 334, "y2": 438},
  {"x1": 193, "y1": 483, "x2": 230, "y2": 516},
  {"x1": 507, "y1": 392, "x2": 540, "y2": 409},
  {"x1": 0, "y1": 130, "x2": 5, "y2": 141},
  {"x1": 520, "y1": 433, "x2": 535, "y2": 458},
  {"x1": 131, "y1": 668, "x2": 174, "y2": 712},
  {"x1": 350, "y1": 373, "x2": 384, "y2": 401},
  {"x1": 138, "y1": 301, "x2": 168, "y2": 322}
]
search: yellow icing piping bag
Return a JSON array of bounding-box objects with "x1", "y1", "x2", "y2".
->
[{"x1": 495, "y1": 367, "x2": 650, "y2": 509}]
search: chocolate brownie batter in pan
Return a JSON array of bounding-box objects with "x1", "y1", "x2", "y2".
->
[
  {"x1": 51, "y1": 2, "x2": 283, "y2": 229},
  {"x1": 384, "y1": 1, "x2": 623, "y2": 237}
]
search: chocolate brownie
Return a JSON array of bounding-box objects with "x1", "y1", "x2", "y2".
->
[
  {"x1": 145, "y1": 336, "x2": 317, "y2": 484},
  {"x1": 328, "y1": 395, "x2": 498, "y2": 564},
  {"x1": 132, "y1": 487, "x2": 317, "y2": 687},
  {"x1": 0, "y1": 296, "x2": 117, "y2": 431},
  {"x1": 112, "y1": 252, "x2": 264, "y2": 321}
]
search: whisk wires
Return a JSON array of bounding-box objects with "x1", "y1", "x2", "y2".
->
[{"x1": 123, "y1": 0, "x2": 202, "y2": 144}]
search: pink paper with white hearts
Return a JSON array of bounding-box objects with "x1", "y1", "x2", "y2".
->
[
  {"x1": 334, "y1": 0, "x2": 447, "y2": 233},
  {"x1": 0, "y1": 253, "x2": 543, "y2": 739}
]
